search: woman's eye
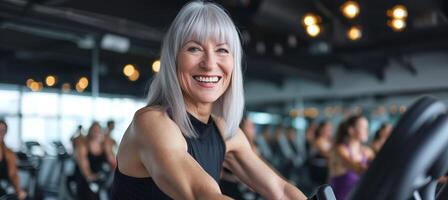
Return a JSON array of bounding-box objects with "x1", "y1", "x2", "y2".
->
[
  {"x1": 217, "y1": 48, "x2": 229, "y2": 53},
  {"x1": 187, "y1": 47, "x2": 201, "y2": 52}
]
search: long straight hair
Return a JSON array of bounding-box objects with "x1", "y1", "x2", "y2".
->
[{"x1": 146, "y1": 1, "x2": 244, "y2": 138}]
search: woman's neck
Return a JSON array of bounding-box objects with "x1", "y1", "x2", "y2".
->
[
  {"x1": 184, "y1": 98, "x2": 213, "y2": 124},
  {"x1": 348, "y1": 138, "x2": 361, "y2": 150}
]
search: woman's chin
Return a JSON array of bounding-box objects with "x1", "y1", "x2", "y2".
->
[{"x1": 194, "y1": 94, "x2": 221, "y2": 104}]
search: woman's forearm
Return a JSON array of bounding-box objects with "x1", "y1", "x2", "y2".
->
[
  {"x1": 281, "y1": 181, "x2": 307, "y2": 200},
  {"x1": 10, "y1": 174, "x2": 21, "y2": 194},
  {"x1": 76, "y1": 155, "x2": 96, "y2": 180}
]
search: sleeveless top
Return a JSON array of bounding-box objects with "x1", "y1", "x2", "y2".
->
[
  {"x1": 309, "y1": 146, "x2": 328, "y2": 185},
  {"x1": 110, "y1": 113, "x2": 226, "y2": 200},
  {"x1": 330, "y1": 144, "x2": 368, "y2": 200},
  {"x1": 73, "y1": 145, "x2": 107, "y2": 179},
  {"x1": 0, "y1": 145, "x2": 9, "y2": 181},
  {"x1": 87, "y1": 151, "x2": 107, "y2": 173}
]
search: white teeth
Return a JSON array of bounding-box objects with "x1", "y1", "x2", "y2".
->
[{"x1": 194, "y1": 76, "x2": 219, "y2": 83}]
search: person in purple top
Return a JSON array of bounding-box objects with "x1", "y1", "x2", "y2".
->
[{"x1": 329, "y1": 115, "x2": 375, "y2": 200}]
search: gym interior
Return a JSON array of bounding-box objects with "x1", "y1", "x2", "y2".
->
[{"x1": 0, "y1": 0, "x2": 448, "y2": 199}]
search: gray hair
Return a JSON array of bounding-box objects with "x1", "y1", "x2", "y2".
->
[{"x1": 146, "y1": 1, "x2": 244, "y2": 138}]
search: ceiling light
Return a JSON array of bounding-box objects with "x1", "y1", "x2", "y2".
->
[
  {"x1": 347, "y1": 26, "x2": 362, "y2": 40},
  {"x1": 306, "y1": 24, "x2": 321, "y2": 37},
  {"x1": 341, "y1": 1, "x2": 360, "y2": 19}
]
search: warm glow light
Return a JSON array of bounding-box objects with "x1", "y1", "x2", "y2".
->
[
  {"x1": 26, "y1": 79, "x2": 34, "y2": 88},
  {"x1": 152, "y1": 60, "x2": 161, "y2": 73},
  {"x1": 303, "y1": 13, "x2": 319, "y2": 26},
  {"x1": 306, "y1": 24, "x2": 321, "y2": 37},
  {"x1": 45, "y1": 75, "x2": 56, "y2": 87},
  {"x1": 388, "y1": 18, "x2": 406, "y2": 31},
  {"x1": 62, "y1": 83, "x2": 70, "y2": 92},
  {"x1": 30, "y1": 82, "x2": 39, "y2": 92},
  {"x1": 38, "y1": 82, "x2": 43, "y2": 90},
  {"x1": 304, "y1": 107, "x2": 319, "y2": 118},
  {"x1": 289, "y1": 109, "x2": 299, "y2": 118},
  {"x1": 78, "y1": 77, "x2": 89, "y2": 89},
  {"x1": 347, "y1": 26, "x2": 362, "y2": 40},
  {"x1": 128, "y1": 70, "x2": 140, "y2": 81},
  {"x1": 75, "y1": 83, "x2": 84, "y2": 93},
  {"x1": 341, "y1": 1, "x2": 360, "y2": 19},
  {"x1": 389, "y1": 5, "x2": 408, "y2": 19},
  {"x1": 123, "y1": 64, "x2": 136, "y2": 77}
]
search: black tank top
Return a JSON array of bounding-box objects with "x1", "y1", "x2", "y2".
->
[
  {"x1": 88, "y1": 151, "x2": 107, "y2": 173},
  {"x1": 110, "y1": 113, "x2": 226, "y2": 200},
  {"x1": 0, "y1": 145, "x2": 9, "y2": 181},
  {"x1": 73, "y1": 146, "x2": 107, "y2": 178}
]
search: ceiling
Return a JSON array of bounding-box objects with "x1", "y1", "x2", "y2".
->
[{"x1": 1, "y1": 0, "x2": 447, "y2": 97}]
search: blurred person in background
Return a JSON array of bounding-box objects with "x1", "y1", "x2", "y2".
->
[
  {"x1": 0, "y1": 119, "x2": 26, "y2": 200},
  {"x1": 329, "y1": 115, "x2": 374, "y2": 200},
  {"x1": 309, "y1": 121, "x2": 333, "y2": 185},
  {"x1": 305, "y1": 121, "x2": 318, "y2": 155},
  {"x1": 256, "y1": 125, "x2": 273, "y2": 160},
  {"x1": 270, "y1": 125, "x2": 286, "y2": 169},
  {"x1": 72, "y1": 122, "x2": 109, "y2": 200},
  {"x1": 371, "y1": 122, "x2": 393, "y2": 153},
  {"x1": 104, "y1": 120, "x2": 117, "y2": 169}
]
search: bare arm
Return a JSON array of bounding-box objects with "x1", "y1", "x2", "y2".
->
[
  {"x1": 6, "y1": 149, "x2": 21, "y2": 194},
  {"x1": 363, "y1": 146, "x2": 375, "y2": 162},
  {"x1": 104, "y1": 137, "x2": 117, "y2": 168},
  {"x1": 74, "y1": 140, "x2": 96, "y2": 181},
  {"x1": 315, "y1": 139, "x2": 331, "y2": 158},
  {"x1": 224, "y1": 128, "x2": 307, "y2": 200},
  {"x1": 134, "y1": 110, "x2": 232, "y2": 200},
  {"x1": 336, "y1": 145, "x2": 367, "y2": 174}
]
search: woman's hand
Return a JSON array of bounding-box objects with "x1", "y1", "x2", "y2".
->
[
  {"x1": 18, "y1": 190, "x2": 27, "y2": 200},
  {"x1": 86, "y1": 173, "x2": 98, "y2": 182}
]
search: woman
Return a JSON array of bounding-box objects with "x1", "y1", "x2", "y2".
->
[
  {"x1": 72, "y1": 122, "x2": 109, "y2": 200},
  {"x1": 110, "y1": 1, "x2": 307, "y2": 199},
  {"x1": 309, "y1": 121, "x2": 333, "y2": 185},
  {"x1": 371, "y1": 123, "x2": 392, "y2": 153},
  {"x1": 329, "y1": 116, "x2": 375, "y2": 200},
  {"x1": 0, "y1": 120, "x2": 26, "y2": 200}
]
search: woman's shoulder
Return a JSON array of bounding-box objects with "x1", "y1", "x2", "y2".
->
[
  {"x1": 334, "y1": 143, "x2": 350, "y2": 157},
  {"x1": 72, "y1": 135, "x2": 87, "y2": 146},
  {"x1": 132, "y1": 106, "x2": 183, "y2": 142},
  {"x1": 4, "y1": 147, "x2": 17, "y2": 160},
  {"x1": 133, "y1": 105, "x2": 173, "y2": 126}
]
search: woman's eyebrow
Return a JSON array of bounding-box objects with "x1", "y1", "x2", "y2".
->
[{"x1": 185, "y1": 40, "x2": 201, "y2": 45}]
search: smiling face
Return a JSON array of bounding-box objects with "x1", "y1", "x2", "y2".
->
[{"x1": 177, "y1": 39, "x2": 233, "y2": 105}]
